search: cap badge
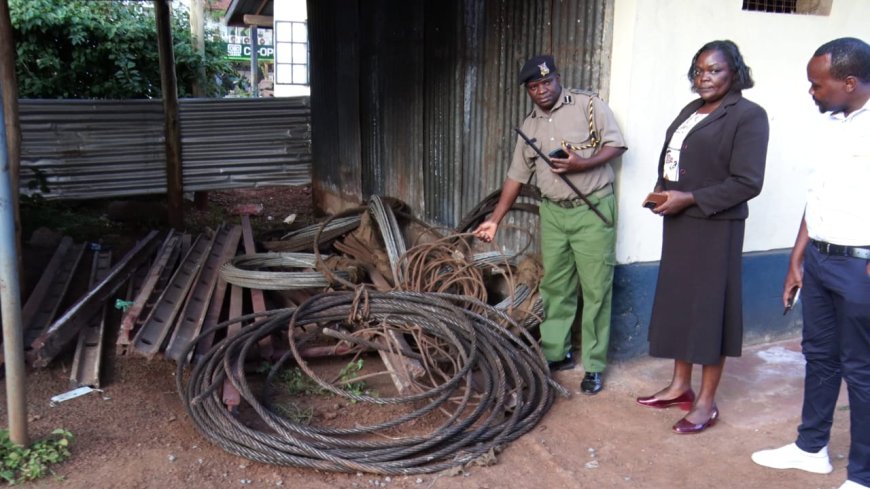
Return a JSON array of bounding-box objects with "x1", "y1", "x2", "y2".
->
[{"x1": 538, "y1": 63, "x2": 550, "y2": 77}]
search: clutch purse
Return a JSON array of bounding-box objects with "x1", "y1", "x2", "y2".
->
[{"x1": 642, "y1": 192, "x2": 667, "y2": 209}]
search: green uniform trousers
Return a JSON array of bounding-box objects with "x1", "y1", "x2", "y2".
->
[{"x1": 539, "y1": 193, "x2": 616, "y2": 373}]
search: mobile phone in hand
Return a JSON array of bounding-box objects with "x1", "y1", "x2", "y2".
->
[
  {"x1": 783, "y1": 287, "x2": 801, "y2": 315},
  {"x1": 548, "y1": 148, "x2": 569, "y2": 159}
]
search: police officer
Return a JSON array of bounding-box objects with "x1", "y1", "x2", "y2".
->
[{"x1": 474, "y1": 55, "x2": 627, "y2": 394}]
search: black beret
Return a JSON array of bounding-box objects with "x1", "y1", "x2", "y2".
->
[{"x1": 518, "y1": 55, "x2": 558, "y2": 85}]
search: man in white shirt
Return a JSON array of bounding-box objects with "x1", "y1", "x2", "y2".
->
[{"x1": 751, "y1": 37, "x2": 870, "y2": 489}]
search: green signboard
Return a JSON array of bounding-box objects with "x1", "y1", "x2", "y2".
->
[{"x1": 224, "y1": 42, "x2": 274, "y2": 61}]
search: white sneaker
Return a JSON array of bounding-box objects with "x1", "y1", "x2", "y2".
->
[
  {"x1": 839, "y1": 480, "x2": 870, "y2": 489},
  {"x1": 751, "y1": 442, "x2": 833, "y2": 474}
]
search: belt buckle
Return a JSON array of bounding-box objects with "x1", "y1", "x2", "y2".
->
[{"x1": 815, "y1": 240, "x2": 831, "y2": 254}]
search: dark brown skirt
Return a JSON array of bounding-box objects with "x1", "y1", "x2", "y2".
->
[{"x1": 648, "y1": 215, "x2": 745, "y2": 365}]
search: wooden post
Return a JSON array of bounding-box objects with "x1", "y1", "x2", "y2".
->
[
  {"x1": 189, "y1": 0, "x2": 209, "y2": 210},
  {"x1": 154, "y1": 0, "x2": 184, "y2": 229},
  {"x1": 189, "y1": 0, "x2": 206, "y2": 93}
]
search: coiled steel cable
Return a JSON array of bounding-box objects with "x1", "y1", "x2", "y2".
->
[
  {"x1": 395, "y1": 233, "x2": 488, "y2": 303},
  {"x1": 219, "y1": 252, "x2": 360, "y2": 290},
  {"x1": 177, "y1": 290, "x2": 567, "y2": 475},
  {"x1": 369, "y1": 196, "x2": 406, "y2": 285},
  {"x1": 266, "y1": 216, "x2": 362, "y2": 252}
]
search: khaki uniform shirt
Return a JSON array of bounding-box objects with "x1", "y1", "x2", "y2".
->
[{"x1": 507, "y1": 88, "x2": 627, "y2": 200}]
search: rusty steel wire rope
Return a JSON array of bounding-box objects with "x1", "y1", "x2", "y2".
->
[
  {"x1": 219, "y1": 252, "x2": 361, "y2": 290},
  {"x1": 395, "y1": 233, "x2": 490, "y2": 303},
  {"x1": 368, "y1": 196, "x2": 406, "y2": 285},
  {"x1": 267, "y1": 215, "x2": 362, "y2": 252},
  {"x1": 176, "y1": 290, "x2": 567, "y2": 475},
  {"x1": 455, "y1": 183, "x2": 542, "y2": 234}
]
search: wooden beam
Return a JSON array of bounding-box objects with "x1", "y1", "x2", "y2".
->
[
  {"x1": 154, "y1": 0, "x2": 184, "y2": 229},
  {"x1": 254, "y1": 0, "x2": 270, "y2": 15},
  {"x1": 243, "y1": 14, "x2": 273, "y2": 27}
]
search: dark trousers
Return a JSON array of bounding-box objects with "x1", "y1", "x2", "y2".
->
[{"x1": 796, "y1": 245, "x2": 870, "y2": 485}]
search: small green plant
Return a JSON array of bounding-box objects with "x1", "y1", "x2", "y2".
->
[
  {"x1": 265, "y1": 360, "x2": 376, "y2": 418},
  {"x1": 0, "y1": 429, "x2": 74, "y2": 484},
  {"x1": 337, "y1": 359, "x2": 377, "y2": 401},
  {"x1": 279, "y1": 367, "x2": 327, "y2": 396}
]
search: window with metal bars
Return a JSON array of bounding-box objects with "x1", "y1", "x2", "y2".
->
[
  {"x1": 742, "y1": 0, "x2": 832, "y2": 15},
  {"x1": 275, "y1": 21, "x2": 310, "y2": 86}
]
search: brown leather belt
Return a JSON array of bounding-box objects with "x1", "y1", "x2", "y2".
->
[
  {"x1": 547, "y1": 184, "x2": 614, "y2": 209},
  {"x1": 810, "y1": 239, "x2": 870, "y2": 260}
]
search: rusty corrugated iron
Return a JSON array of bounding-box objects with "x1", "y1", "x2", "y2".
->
[
  {"x1": 18, "y1": 97, "x2": 311, "y2": 200},
  {"x1": 309, "y1": 0, "x2": 614, "y2": 254}
]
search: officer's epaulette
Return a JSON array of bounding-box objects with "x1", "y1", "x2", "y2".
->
[{"x1": 569, "y1": 88, "x2": 599, "y2": 98}]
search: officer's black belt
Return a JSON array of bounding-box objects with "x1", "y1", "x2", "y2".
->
[
  {"x1": 809, "y1": 239, "x2": 870, "y2": 260},
  {"x1": 546, "y1": 184, "x2": 613, "y2": 209}
]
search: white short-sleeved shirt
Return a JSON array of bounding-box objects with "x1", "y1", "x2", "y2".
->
[{"x1": 805, "y1": 98, "x2": 870, "y2": 246}]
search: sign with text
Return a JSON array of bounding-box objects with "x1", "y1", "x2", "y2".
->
[{"x1": 224, "y1": 43, "x2": 274, "y2": 61}]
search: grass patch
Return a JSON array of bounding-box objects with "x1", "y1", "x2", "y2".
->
[{"x1": 0, "y1": 429, "x2": 74, "y2": 485}]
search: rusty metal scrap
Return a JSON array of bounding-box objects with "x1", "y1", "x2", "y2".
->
[
  {"x1": 24, "y1": 191, "x2": 546, "y2": 418},
  {"x1": 21, "y1": 237, "x2": 86, "y2": 346},
  {"x1": 70, "y1": 250, "x2": 113, "y2": 388},
  {"x1": 165, "y1": 225, "x2": 242, "y2": 364},
  {"x1": 131, "y1": 233, "x2": 214, "y2": 359},
  {"x1": 29, "y1": 230, "x2": 162, "y2": 368},
  {"x1": 117, "y1": 231, "x2": 183, "y2": 355}
]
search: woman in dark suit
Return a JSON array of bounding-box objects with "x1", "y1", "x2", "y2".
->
[{"x1": 636, "y1": 40, "x2": 768, "y2": 433}]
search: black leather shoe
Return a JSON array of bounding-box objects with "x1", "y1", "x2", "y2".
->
[
  {"x1": 547, "y1": 352, "x2": 576, "y2": 372},
  {"x1": 581, "y1": 372, "x2": 603, "y2": 395}
]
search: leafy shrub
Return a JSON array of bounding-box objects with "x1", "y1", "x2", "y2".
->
[{"x1": 9, "y1": 0, "x2": 238, "y2": 99}]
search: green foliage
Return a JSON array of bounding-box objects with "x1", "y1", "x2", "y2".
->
[
  {"x1": 271, "y1": 360, "x2": 374, "y2": 399},
  {"x1": 0, "y1": 429, "x2": 74, "y2": 484},
  {"x1": 337, "y1": 359, "x2": 368, "y2": 398},
  {"x1": 9, "y1": 0, "x2": 239, "y2": 99},
  {"x1": 278, "y1": 367, "x2": 327, "y2": 397}
]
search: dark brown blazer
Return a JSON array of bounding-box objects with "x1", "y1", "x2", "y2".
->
[{"x1": 656, "y1": 91, "x2": 769, "y2": 220}]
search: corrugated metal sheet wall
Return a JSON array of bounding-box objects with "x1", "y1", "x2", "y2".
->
[
  {"x1": 19, "y1": 97, "x2": 311, "y2": 200},
  {"x1": 309, "y1": 0, "x2": 614, "y2": 252}
]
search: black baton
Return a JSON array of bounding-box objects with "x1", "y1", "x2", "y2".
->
[{"x1": 513, "y1": 128, "x2": 612, "y2": 226}]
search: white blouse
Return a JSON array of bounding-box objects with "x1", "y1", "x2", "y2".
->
[{"x1": 663, "y1": 112, "x2": 708, "y2": 182}]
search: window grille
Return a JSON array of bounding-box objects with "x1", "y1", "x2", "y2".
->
[
  {"x1": 742, "y1": 0, "x2": 832, "y2": 15},
  {"x1": 275, "y1": 21, "x2": 309, "y2": 85}
]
